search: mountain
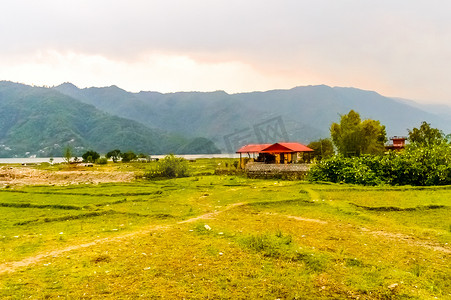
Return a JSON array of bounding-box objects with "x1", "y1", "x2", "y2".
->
[
  {"x1": 2, "y1": 80, "x2": 449, "y2": 158},
  {"x1": 393, "y1": 97, "x2": 451, "y2": 121},
  {"x1": 0, "y1": 81, "x2": 219, "y2": 158},
  {"x1": 54, "y1": 83, "x2": 451, "y2": 153}
]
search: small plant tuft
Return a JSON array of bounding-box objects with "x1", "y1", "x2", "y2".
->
[
  {"x1": 410, "y1": 264, "x2": 423, "y2": 277},
  {"x1": 239, "y1": 232, "x2": 293, "y2": 258},
  {"x1": 91, "y1": 254, "x2": 112, "y2": 264}
]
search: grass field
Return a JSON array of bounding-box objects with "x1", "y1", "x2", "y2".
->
[{"x1": 0, "y1": 160, "x2": 450, "y2": 299}]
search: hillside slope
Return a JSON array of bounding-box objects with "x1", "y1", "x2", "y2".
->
[
  {"x1": 55, "y1": 83, "x2": 451, "y2": 152},
  {"x1": 0, "y1": 81, "x2": 219, "y2": 157}
]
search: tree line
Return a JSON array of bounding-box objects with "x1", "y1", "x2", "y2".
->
[
  {"x1": 308, "y1": 110, "x2": 451, "y2": 186},
  {"x1": 63, "y1": 148, "x2": 148, "y2": 164},
  {"x1": 62, "y1": 148, "x2": 190, "y2": 179}
]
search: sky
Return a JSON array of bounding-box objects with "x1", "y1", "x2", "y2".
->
[{"x1": 1, "y1": 0, "x2": 451, "y2": 104}]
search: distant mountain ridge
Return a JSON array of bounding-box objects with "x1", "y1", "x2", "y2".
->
[
  {"x1": 54, "y1": 83, "x2": 451, "y2": 152},
  {"x1": 1, "y1": 80, "x2": 449, "y2": 158},
  {"x1": 0, "y1": 81, "x2": 219, "y2": 157}
]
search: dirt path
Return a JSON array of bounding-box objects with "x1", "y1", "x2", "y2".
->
[
  {"x1": 304, "y1": 187, "x2": 451, "y2": 254},
  {"x1": 178, "y1": 202, "x2": 246, "y2": 224},
  {"x1": 0, "y1": 166, "x2": 135, "y2": 187},
  {"x1": 360, "y1": 227, "x2": 451, "y2": 254},
  {"x1": 265, "y1": 212, "x2": 328, "y2": 224},
  {"x1": 269, "y1": 211, "x2": 449, "y2": 254},
  {"x1": 0, "y1": 202, "x2": 247, "y2": 275}
]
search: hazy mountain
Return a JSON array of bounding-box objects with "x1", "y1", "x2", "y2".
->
[
  {"x1": 2, "y1": 80, "x2": 448, "y2": 158},
  {"x1": 0, "y1": 81, "x2": 219, "y2": 157},
  {"x1": 54, "y1": 83, "x2": 451, "y2": 152},
  {"x1": 393, "y1": 97, "x2": 451, "y2": 121}
]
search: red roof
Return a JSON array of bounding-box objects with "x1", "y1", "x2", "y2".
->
[
  {"x1": 236, "y1": 144, "x2": 272, "y2": 153},
  {"x1": 261, "y1": 142, "x2": 313, "y2": 153}
]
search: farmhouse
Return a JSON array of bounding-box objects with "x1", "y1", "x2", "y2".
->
[
  {"x1": 259, "y1": 142, "x2": 314, "y2": 164},
  {"x1": 236, "y1": 142, "x2": 313, "y2": 174}
]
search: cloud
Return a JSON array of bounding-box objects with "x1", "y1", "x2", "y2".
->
[
  {"x1": 2, "y1": 0, "x2": 451, "y2": 103},
  {"x1": 0, "y1": 50, "x2": 309, "y2": 93}
]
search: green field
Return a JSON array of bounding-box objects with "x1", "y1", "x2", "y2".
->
[{"x1": 0, "y1": 162, "x2": 450, "y2": 299}]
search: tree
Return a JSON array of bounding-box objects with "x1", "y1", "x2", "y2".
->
[
  {"x1": 106, "y1": 149, "x2": 121, "y2": 163},
  {"x1": 408, "y1": 121, "x2": 445, "y2": 147},
  {"x1": 137, "y1": 153, "x2": 148, "y2": 159},
  {"x1": 63, "y1": 146, "x2": 72, "y2": 164},
  {"x1": 121, "y1": 151, "x2": 137, "y2": 163},
  {"x1": 360, "y1": 119, "x2": 388, "y2": 154},
  {"x1": 307, "y1": 138, "x2": 334, "y2": 160},
  {"x1": 82, "y1": 150, "x2": 100, "y2": 163},
  {"x1": 330, "y1": 110, "x2": 387, "y2": 157}
]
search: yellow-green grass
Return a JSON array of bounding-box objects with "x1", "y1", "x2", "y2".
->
[
  {"x1": 0, "y1": 176, "x2": 294, "y2": 262},
  {"x1": 0, "y1": 174, "x2": 450, "y2": 299}
]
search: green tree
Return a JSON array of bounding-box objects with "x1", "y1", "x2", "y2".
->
[
  {"x1": 360, "y1": 119, "x2": 387, "y2": 154},
  {"x1": 408, "y1": 121, "x2": 445, "y2": 147},
  {"x1": 82, "y1": 150, "x2": 100, "y2": 163},
  {"x1": 330, "y1": 110, "x2": 387, "y2": 157},
  {"x1": 106, "y1": 149, "x2": 121, "y2": 163},
  {"x1": 121, "y1": 151, "x2": 137, "y2": 163},
  {"x1": 63, "y1": 146, "x2": 72, "y2": 164},
  {"x1": 307, "y1": 138, "x2": 334, "y2": 160}
]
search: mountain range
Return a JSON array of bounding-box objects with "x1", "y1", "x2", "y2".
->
[
  {"x1": 54, "y1": 82, "x2": 451, "y2": 152},
  {"x1": 1, "y1": 80, "x2": 450, "y2": 158},
  {"x1": 0, "y1": 81, "x2": 219, "y2": 157}
]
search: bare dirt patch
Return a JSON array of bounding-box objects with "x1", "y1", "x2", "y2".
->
[
  {"x1": 178, "y1": 202, "x2": 246, "y2": 224},
  {"x1": 0, "y1": 166, "x2": 135, "y2": 187},
  {"x1": 360, "y1": 227, "x2": 451, "y2": 254},
  {"x1": 265, "y1": 212, "x2": 328, "y2": 224}
]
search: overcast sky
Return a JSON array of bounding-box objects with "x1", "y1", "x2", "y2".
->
[{"x1": 1, "y1": 0, "x2": 451, "y2": 104}]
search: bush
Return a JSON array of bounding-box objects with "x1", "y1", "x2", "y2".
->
[
  {"x1": 308, "y1": 144, "x2": 451, "y2": 186},
  {"x1": 308, "y1": 155, "x2": 381, "y2": 185},
  {"x1": 145, "y1": 154, "x2": 190, "y2": 178},
  {"x1": 96, "y1": 157, "x2": 108, "y2": 165}
]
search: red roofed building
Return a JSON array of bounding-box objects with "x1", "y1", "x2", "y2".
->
[
  {"x1": 236, "y1": 144, "x2": 272, "y2": 154},
  {"x1": 236, "y1": 144, "x2": 272, "y2": 168},
  {"x1": 236, "y1": 142, "x2": 313, "y2": 168},
  {"x1": 261, "y1": 142, "x2": 313, "y2": 153},
  {"x1": 261, "y1": 142, "x2": 313, "y2": 164}
]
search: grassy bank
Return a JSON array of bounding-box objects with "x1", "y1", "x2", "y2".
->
[{"x1": 0, "y1": 161, "x2": 450, "y2": 299}]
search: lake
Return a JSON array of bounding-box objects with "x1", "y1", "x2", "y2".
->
[{"x1": 0, "y1": 154, "x2": 240, "y2": 164}]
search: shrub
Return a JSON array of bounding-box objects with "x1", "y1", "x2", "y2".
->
[
  {"x1": 308, "y1": 144, "x2": 451, "y2": 186},
  {"x1": 308, "y1": 155, "x2": 381, "y2": 186},
  {"x1": 96, "y1": 157, "x2": 108, "y2": 165},
  {"x1": 145, "y1": 154, "x2": 190, "y2": 178}
]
